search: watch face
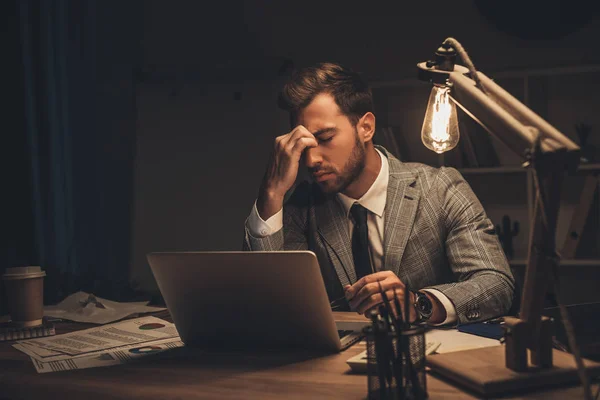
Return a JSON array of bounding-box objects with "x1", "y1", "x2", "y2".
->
[{"x1": 417, "y1": 293, "x2": 433, "y2": 317}]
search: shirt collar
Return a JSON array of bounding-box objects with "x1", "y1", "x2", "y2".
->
[{"x1": 337, "y1": 148, "x2": 389, "y2": 218}]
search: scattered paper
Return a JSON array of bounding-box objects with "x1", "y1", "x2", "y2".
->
[
  {"x1": 44, "y1": 292, "x2": 166, "y2": 324},
  {"x1": 12, "y1": 316, "x2": 186, "y2": 374},
  {"x1": 14, "y1": 342, "x2": 63, "y2": 359},
  {"x1": 16, "y1": 316, "x2": 178, "y2": 356},
  {"x1": 29, "y1": 337, "x2": 185, "y2": 373},
  {"x1": 346, "y1": 340, "x2": 441, "y2": 373},
  {"x1": 425, "y1": 328, "x2": 501, "y2": 354}
]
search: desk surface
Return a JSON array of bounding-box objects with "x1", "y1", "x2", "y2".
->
[{"x1": 0, "y1": 312, "x2": 594, "y2": 399}]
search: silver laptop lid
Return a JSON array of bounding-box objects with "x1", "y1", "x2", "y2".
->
[{"x1": 147, "y1": 251, "x2": 342, "y2": 352}]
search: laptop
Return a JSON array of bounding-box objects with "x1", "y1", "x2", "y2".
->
[{"x1": 147, "y1": 251, "x2": 362, "y2": 353}]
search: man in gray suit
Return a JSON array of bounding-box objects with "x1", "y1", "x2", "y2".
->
[{"x1": 244, "y1": 62, "x2": 514, "y2": 325}]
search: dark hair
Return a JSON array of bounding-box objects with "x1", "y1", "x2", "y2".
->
[{"x1": 278, "y1": 62, "x2": 374, "y2": 127}]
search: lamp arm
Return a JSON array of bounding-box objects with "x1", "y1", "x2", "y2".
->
[
  {"x1": 444, "y1": 36, "x2": 577, "y2": 156},
  {"x1": 448, "y1": 71, "x2": 539, "y2": 158},
  {"x1": 442, "y1": 37, "x2": 488, "y2": 94},
  {"x1": 448, "y1": 70, "x2": 580, "y2": 160},
  {"x1": 476, "y1": 73, "x2": 580, "y2": 152}
]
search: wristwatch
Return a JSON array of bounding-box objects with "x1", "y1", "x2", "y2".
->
[{"x1": 413, "y1": 291, "x2": 433, "y2": 324}]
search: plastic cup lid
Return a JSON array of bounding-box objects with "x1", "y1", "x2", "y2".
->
[{"x1": 2, "y1": 266, "x2": 46, "y2": 280}]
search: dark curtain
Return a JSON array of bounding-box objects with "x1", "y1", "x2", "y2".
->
[
  {"x1": 1, "y1": 1, "x2": 37, "y2": 314},
  {"x1": 2, "y1": 0, "x2": 139, "y2": 309}
]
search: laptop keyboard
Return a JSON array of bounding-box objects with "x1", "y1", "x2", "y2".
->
[{"x1": 338, "y1": 330, "x2": 354, "y2": 339}]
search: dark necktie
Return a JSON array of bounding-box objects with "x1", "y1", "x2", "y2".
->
[{"x1": 350, "y1": 203, "x2": 373, "y2": 279}]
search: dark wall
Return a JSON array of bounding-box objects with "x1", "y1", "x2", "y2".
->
[
  {"x1": 141, "y1": 1, "x2": 600, "y2": 82},
  {"x1": 131, "y1": 1, "x2": 600, "y2": 292}
]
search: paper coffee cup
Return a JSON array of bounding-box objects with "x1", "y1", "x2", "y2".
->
[{"x1": 2, "y1": 266, "x2": 46, "y2": 327}]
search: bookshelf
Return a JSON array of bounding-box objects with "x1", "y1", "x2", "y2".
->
[
  {"x1": 373, "y1": 65, "x2": 600, "y2": 304},
  {"x1": 510, "y1": 259, "x2": 600, "y2": 268}
]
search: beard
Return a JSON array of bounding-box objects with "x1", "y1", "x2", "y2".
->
[{"x1": 317, "y1": 132, "x2": 366, "y2": 194}]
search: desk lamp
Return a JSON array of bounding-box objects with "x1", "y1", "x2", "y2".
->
[{"x1": 417, "y1": 37, "x2": 599, "y2": 398}]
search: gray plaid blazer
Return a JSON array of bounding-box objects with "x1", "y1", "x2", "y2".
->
[{"x1": 243, "y1": 146, "x2": 515, "y2": 324}]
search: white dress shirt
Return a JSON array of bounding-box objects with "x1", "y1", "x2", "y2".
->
[{"x1": 246, "y1": 148, "x2": 457, "y2": 325}]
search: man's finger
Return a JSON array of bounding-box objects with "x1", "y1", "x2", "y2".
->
[
  {"x1": 345, "y1": 276, "x2": 371, "y2": 301},
  {"x1": 364, "y1": 295, "x2": 401, "y2": 318},
  {"x1": 356, "y1": 290, "x2": 403, "y2": 315},
  {"x1": 345, "y1": 271, "x2": 391, "y2": 300},
  {"x1": 349, "y1": 281, "x2": 388, "y2": 310},
  {"x1": 287, "y1": 125, "x2": 315, "y2": 143},
  {"x1": 279, "y1": 125, "x2": 310, "y2": 149},
  {"x1": 353, "y1": 286, "x2": 406, "y2": 313},
  {"x1": 350, "y1": 280, "x2": 406, "y2": 311},
  {"x1": 360, "y1": 289, "x2": 412, "y2": 319},
  {"x1": 290, "y1": 137, "x2": 318, "y2": 160},
  {"x1": 355, "y1": 293, "x2": 383, "y2": 314}
]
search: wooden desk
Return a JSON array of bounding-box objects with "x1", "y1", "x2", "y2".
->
[{"x1": 0, "y1": 312, "x2": 594, "y2": 399}]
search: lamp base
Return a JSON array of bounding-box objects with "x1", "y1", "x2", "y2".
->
[{"x1": 427, "y1": 346, "x2": 600, "y2": 396}]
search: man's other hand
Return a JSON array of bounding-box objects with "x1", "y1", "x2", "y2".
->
[{"x1": 343, "y1": 271, "x2": 416, "y2": 322}]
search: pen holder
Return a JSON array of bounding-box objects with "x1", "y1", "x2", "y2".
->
[{"x1": 364, "y1": 325, "x2": 427, "y2": 400}]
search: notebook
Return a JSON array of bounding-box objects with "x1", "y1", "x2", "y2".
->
[
  {"x1": 147, "y1": 251, "x2": 362, "y2": 353},
  {"x1": 346, "y1": 341, "x2": 441, "y2": 373},
  {"x1": 0, "y1": 320, "x2": 55, "y2": 342}
]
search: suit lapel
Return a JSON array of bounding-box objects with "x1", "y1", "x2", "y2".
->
[
  {"x1": 383, "y1": 156, "x2": 420, "y2": 279},
  {"x1": 315, "y1": 195, "x2": 356, "y2": 287},
  {"x1": 312, "y1": 149, "x2": 420, "y2": 288}
]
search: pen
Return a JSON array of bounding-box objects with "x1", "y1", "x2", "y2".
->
[
  {"x1": 404, "y1": 286, "x2": 410, "y2": 330},
  {"x1": 390, "y1": 289, "x2": 404, "y2": 397},
  {"x1": 402, "y1": 285, "x2": 425, "y2": 398},
  {"x1": 394, "y1": 289, "x2": 404, "y2": 327},
  {"x1": 378, "y1": 282, "x2": 394, "y2": 390},
  {"x1": 376, "y1": 313, "x2": 391, "y2": 397}
]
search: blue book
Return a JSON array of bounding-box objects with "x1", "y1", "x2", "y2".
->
[{"x1": 458, "y1": 322, "x2": 504, "y2": 340}]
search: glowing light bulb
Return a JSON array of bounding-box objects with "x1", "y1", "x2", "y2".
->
[{"x1": 421, "y1": 85, "x2": 459, "y2": 154}]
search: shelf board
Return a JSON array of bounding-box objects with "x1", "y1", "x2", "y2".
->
[
  {"x1": 578, "y1": 163, "x2": 600, "y2": 171},
  {"x1": 458, "y1": 163, "x2": 600, "y2": 175},
  {"x1": 459, "y1": 166, "x2": 526, "y2": 175},
  {"x1": 509, "y1": 259, "x2": 600, "y2": 267}
]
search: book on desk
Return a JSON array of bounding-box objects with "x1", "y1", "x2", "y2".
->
[{"x1": 0, "y1": 320, "x2": 55, "y2": 341}]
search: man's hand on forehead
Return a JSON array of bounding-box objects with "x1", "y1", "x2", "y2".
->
[{"x1": 257, "y1": 125, "x2": 318, "y2": 221}]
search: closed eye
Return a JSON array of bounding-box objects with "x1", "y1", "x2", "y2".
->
[{"x1": 312, "y1": 127, "x2": 337, "y2": 143}]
